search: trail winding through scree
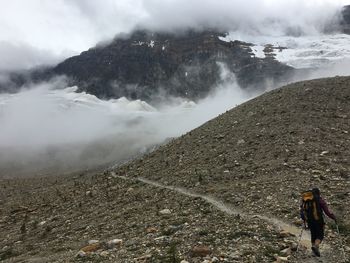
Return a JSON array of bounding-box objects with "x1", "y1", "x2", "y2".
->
[{"x1": 112, "y1": 172, "x2": 338, "y2": 262}]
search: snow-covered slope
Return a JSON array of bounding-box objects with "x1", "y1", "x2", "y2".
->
[{"x1": 221, "y1": 32, "x2": 350, "y2": 68}]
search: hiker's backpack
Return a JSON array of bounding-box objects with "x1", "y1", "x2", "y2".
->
[{"x1": 301, "y1": 190, "x2": 324, "y2": 223}]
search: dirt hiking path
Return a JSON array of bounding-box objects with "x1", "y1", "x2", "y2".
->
[{"x1": 111, "y1": 172, "x2": 345, "y2": 263}]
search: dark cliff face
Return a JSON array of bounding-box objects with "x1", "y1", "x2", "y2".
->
[
  {"x1": 0, "y1": 30, "x2": 295, "y2": 101},
  {"x1": 50, "y1": 30, "x2": 294, "y2": 101},
  {"x1": 341, "y1": 5, "x2": 350, "y2": 34}
]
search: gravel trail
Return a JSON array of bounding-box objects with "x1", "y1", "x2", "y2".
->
[{"x1": 113, "y1": 173, "x2": 343, "y2": 262}]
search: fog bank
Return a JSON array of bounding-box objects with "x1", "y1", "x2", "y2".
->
[{"x1": 0, "y1": 68, "x2": 250, "y2": 177}]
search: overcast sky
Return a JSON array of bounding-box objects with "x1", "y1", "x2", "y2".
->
[{"x1": 0, "y1": 0, "x2": 348, "y2": 70}]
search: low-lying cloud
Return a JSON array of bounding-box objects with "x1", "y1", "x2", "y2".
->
[
  {"x1": 0, "y1": 67, "x2": 251, "y2": 177},
  {"x1": 0, "y1": 42, "x2": 65, "y2": 71},
  {"x1": 141, "y1": 0, "x2": 346, "y2": 34},
  {"x1": 1, "y1": 58, "x2": 350, "y2": 177}
]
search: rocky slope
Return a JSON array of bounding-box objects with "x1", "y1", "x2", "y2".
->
[
  {"x1": 113, "y1": 76, "x2": 350, "y2": 261},
  {"x1": 1, "y1": 76, "x2": 349, "y2": 262}
]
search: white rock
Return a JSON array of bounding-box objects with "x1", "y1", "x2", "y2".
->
[
  {"x1": 88, "y1": 240, "x2": 99, "y2": 245},
  {"x1": 275, "y1": 256, "x2": 289, "y2": 262},
  {"x1": 100, "y1": 251, "x2": 109, "y2": 258},
  {"x1": 290, "y1": 242, "x2": 298, "y2": 251},
  {"x1": 107, "y1": 239, "x2": 123, "y2": 248},
  {"x1": 154, "y1": 236, "x2": 170, "y2": 241},
  {"x1": 237, "y1": 139, "x2": 245, "y2": 145},
  {"x1": 1, "y1": 246, "x2": 9, "y2": 252},
  {"x1": 280, "y1": 247, "x2": 291, "y2": 256},
  {"x1": 76, "y1": 251, "x2": 87, "y2": 258},
  {"x1": 229, "y1": 252, "x2": 242, "y2": 260},
  {"x1": 328, "y1": 233, "x2": 336, "y2": 238},
  {"x1": 159, "y1": 209, "x2": 171, "y2": 215},
  {"x1": 180, "y1": 261, "x2": 189, "y2": 263},
  {"x1": 38, "y1": 221, "x2": 46, "y2": 226}
]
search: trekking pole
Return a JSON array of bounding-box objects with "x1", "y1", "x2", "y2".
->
[
  {"x1": 296, "y1": 227, "x2": 304, "y2": 252},
  {"x1": 296, "y1": 221, "x2": 307, "y2": 252},
  {"x1": 336, "y1": 223, "x2": 346, "y2": 262}
]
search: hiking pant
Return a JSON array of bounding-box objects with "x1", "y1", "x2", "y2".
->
[{"x1": 308, "y1": 221, "x2": 325, "y2": 243}]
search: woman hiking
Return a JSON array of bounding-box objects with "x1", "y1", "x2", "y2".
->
[{"x1": 300, "y1": 188, "x2": 337, "y2": 257}]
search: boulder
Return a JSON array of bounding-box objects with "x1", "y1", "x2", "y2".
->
[
  {"x1": 76, "y1": 251, "x2": 87, "y2": 258},
  {"x1": 274, "y1": 256, "x2": 289, "y2": 263},
  {"x1": 146, "y1": 227, "x2": 157, "y2": 233},
  {"x1": 280, "y1": 247, "x2": 291, "y2": 256},
  {"x1": 80, "y1": 243, "x2": 101, "y2": 253},
  {"x1": 279, "y1": 231, "x2": 294, "y2": 238},
  {"x1": 107, "y1": 239, "x2": 123, "y2": 249},
  {"x1": 191, "y1": 246, "x2": 211, "y2": 257},
  {"x1": 159, "y1": 209, "x2": 172, "y2": 215}
]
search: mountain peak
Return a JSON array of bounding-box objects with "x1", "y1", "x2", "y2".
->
[{"x1": 48, "y1": 29, "x2": 293, "y2": 102}]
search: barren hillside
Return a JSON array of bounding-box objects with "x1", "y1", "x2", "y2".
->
[{"x1": 1, "y1": 76, "x2": 349, "y2": 262}]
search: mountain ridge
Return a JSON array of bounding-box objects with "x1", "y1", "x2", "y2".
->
[
  {"x1": 49, "y1": 30, "x2": 295, "y2": 101},
  {"x1": 0, "y1": 30, "x2": 296, "y2": 102}
]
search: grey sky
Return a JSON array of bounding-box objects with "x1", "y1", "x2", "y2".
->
[{"x1": 0, "y1": 0, "x2": 348, "y2": 70}]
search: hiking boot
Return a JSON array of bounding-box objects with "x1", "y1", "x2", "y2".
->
[{"x1": 312, "y1": 246, "x2": 321, "y2": 257}]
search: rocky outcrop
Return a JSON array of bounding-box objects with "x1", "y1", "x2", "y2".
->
[
  {"x1": 50, "y1": 30, "x2": 294, "y2": 101},
  {"x1": 341, "y1": 5, "x2": 350, "y2": 34},
  {"x1": 0, "y1": 30, "x2": 295, "y2": 102}
]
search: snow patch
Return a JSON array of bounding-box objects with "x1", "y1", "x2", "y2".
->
[
  {"x1": 223, "y1": 32, "x2": 350, "y2": 69},
  {"x1": 148, "y1": 40, "x2": 155, "y2": 48},
  {"x1": 218, "y1": 36, "x2": 231, "y2": 43},
  {"x1": 132, "y1": 41, "x2": 145, "y2": 46},
  {"x1": 251, "y1": 46, "x2": 265, "y2": 58}
]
